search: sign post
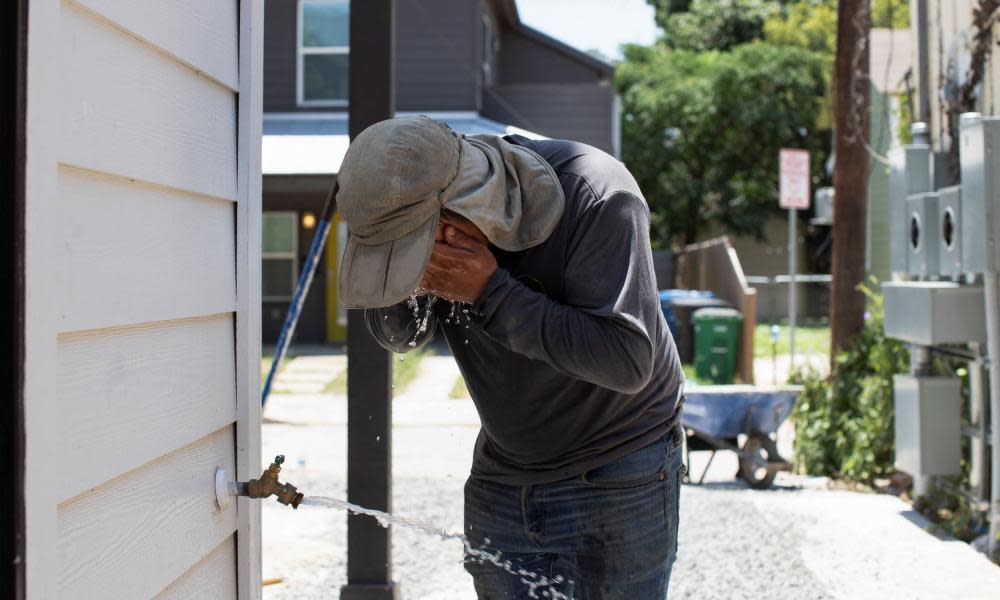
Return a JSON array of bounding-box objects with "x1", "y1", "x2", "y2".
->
[{"x1": 779, "y1": 149, "x2": 811, "y2": 369}]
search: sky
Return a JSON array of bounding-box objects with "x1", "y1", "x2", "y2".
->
[{"x1": 516, "y1": 0, "x2": 661, "y2": 61}]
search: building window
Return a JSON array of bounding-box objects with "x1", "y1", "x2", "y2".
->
[
  {"x1": 482, "y1": 15, "x2": 493, "y2": 86},
  {"x1": 298, "y1": 0, "x2": 350, "y2": 106},
  {"x1": 263, "y1": 212, "x2": 298, "y2": 301}
]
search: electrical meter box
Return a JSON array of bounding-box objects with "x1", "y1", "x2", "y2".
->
[
  {"x1": 937, "y1": 186, "x2": 962, "y2": 278},
  {"x1": 906, "y1": 191, "x2": 940, "y2": 278},
  {"x1": 958, "y1": 113, "x2": 1000, "y2": 275},
  {"x1": 890, "y1": 145, "x2": 933, "y2": 274},
  {"x1": 813, "y1": 187, "x2": 834, "y2": 225},
  {"x1": 894, "y1": 375, "x2": 962, "y2": 478},
  {"x1": 883, "y1": 281, "x2": 986, "y2": 344}
]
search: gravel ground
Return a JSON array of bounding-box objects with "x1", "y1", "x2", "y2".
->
[{"x1": 261, "y1": 352, "x2": 1000, "y2": 600}]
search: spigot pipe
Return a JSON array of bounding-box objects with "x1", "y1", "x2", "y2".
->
[{"x1": 218, "y1": 455, "x2": 304, "y2": 510}]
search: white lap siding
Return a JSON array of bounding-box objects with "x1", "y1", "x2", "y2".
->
[{"x1": 24, "y1": 0, "x2": 262, "y2": 598}]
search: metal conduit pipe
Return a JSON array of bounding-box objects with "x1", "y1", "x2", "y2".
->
[
  {"x1": 914, "y1": 0, "x2": 930, "y2": 124},
  {"x1": 984, "y1": 270, "x2": 1000, "y2": 558}
]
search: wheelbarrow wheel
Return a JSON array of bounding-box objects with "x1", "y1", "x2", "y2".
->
[{"x1": 739, "y1": 434, "x2": 779, "y2": 490}]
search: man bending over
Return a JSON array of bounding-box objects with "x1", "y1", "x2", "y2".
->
[{"x1": 335, "y1": 115, "x2": 685, "y2": 599}]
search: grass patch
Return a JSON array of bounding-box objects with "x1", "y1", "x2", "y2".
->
[
  {"x1": 322, "y1": 346, "x2": 433, "y2": 395},
  {"x1": 682, "y1": 364, "x2": 707, "y2": 386},
  {"x1": 449, "y1": 375, "x2": 471, "y2": 399},
  {"x1": 261, "y1": 353, "x2": 295, "y2": 387},
  {"x1": 753, "y1": 323, "x2": 830, "y2": 358}
]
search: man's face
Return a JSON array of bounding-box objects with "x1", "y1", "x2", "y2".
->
[
  {"x1": 437, "y1": 210, "x2": 488, "y2": 245},
  {"x1": 418, "y1": 210, "x2": 497, "y2": 303}
]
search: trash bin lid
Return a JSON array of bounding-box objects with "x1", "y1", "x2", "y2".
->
[
  {"x1": 693, "y1": 307, "x2": 743, "y2": 321},
  {"x1": 668, "y1": 297, "x2": 731, "y2": 309},
  {"x1": 658, "y1": 289, "x2": 715, "y2": 302}
]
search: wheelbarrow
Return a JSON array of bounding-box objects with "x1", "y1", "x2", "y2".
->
[{"x1": 680, "y1": 385, "x2": 801, "y2": 489}]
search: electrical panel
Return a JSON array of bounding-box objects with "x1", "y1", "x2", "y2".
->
[
  {"x1": 906, "y1": 191, "x2": 940, "y2": 278},
  {"x1": 813, "y1": 187, "x2": 834, "y2": 225},
  {"x1": 937, "y1": 186, "x2": 962, "y2": 278},
  {"x1": 888, "y1": 148, "x2": 908, "y2": 273},
  {"x1": 883, "y1": 281, "x2": 987, "y2": 345},
  {"x1": 958, "y1": 113, "x2": 1000, "y2": 275},
  {"x1": 894, "y1": 375, "x2": 963, "y2": 478},
  {"x1": 890, "y1": 144, "x2": 933, "y2": 275}
]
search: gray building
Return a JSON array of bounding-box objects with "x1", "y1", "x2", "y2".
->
[{"x1": 262, "y1": 0, "x2": 618, "y2": 343}]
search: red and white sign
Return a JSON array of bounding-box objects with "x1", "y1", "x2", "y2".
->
[{"x1": 779, "y1": 149, "x2": 811, "y2": 210}]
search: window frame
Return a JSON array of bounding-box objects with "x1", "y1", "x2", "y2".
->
[
  {"x1": 262, "y1": 211, "x2": 298, "y2": 302},
  {"x1": 481, "y1": 14, "x2": 493, "y2": 87},
  {"x1": 296, "y1": 0, "x2": 350, "y2": 107}
]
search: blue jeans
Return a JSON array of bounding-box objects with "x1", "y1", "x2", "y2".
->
[{"x1": 464, "y1": 427, "x2": 684, "y2": 599}]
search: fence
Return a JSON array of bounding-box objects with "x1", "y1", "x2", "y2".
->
[
  {"x1": 674, "y1": 237, "x2": 757, "y2": 384},
  {"x1": 745, "y1": 274, "x2": 832, "y2": 324}
]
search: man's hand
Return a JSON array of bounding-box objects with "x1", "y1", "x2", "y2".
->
[{"x1": 420, "y1": 225, "x2": 497, "y2": 304}]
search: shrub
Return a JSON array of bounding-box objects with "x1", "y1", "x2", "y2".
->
[{"x1": 790, "y1": 280, "x2": 910, "y2": 483}]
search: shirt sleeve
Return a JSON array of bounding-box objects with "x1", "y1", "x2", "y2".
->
[
  {"x1": 472, "y1": 190, "x2": 660, "y2": 394},
  {"x1": 364, "y1": 296, "x2": 438, "y2": 353}
]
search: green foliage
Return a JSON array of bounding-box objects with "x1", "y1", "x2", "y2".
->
[
  {"x1": 914, "y1": 480, "x2": 983, "y2": 543},
  {"x1": 616, "y1": 42, "x2": 827, "y2": 245},
  {"x1": 871, "y1": 0, "x2": 910, "y2": 29},
  {"x1": 763, "y1": 0, "x2": 837, "y2": 128},
  {"x1": 790, "y1": 281, "x2": 910, "y2": 483},
  {"x1": 763, "y1": 0, "x2": 837, "y2": 71},
  {"x1": 655, "y1": 0, "x2": 779, "y2": 51}
]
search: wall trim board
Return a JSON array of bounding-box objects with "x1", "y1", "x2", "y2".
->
[{"x1": 235, "y1": 1, "x2": 265, "y2": 598}]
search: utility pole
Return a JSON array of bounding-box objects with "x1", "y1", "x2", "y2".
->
[{"x1": 830, "y1": 0, "x2": 871, "y2": 358}]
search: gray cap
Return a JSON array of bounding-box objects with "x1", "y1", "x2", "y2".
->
[
  {"x1": 337, "y1": 116, "x2": 458, "y2": 308},
  {"x1": 337, "y1": 115, "x2": 564, "y2": 308}
]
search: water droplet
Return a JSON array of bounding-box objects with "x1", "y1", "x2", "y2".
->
[{"x1": 297, "y1": 498, "x2": 568, "y2": 599}]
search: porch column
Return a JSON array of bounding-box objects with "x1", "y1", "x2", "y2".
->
[{"x1": 341, "y1": 1, "x2": 397, "y2": 599}]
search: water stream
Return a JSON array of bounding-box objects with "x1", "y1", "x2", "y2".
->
[{"x1": 300, "y1": 496, "x2": 569, "y2": 599}]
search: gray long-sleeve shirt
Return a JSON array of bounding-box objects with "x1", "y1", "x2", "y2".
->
[{"x1": 365, "y1": 135, "x2": 684, "y2": 485}]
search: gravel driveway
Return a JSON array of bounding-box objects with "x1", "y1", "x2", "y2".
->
[{"x1": 261, "y1": 352, "x2": 1000, "y2": 599}]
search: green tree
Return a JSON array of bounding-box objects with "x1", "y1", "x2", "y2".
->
[
  {"x1": 617, "y1": 43, "x2": 827, "y2": 246},
  {"x1": 872, "y1": 0, "x2": 909, "y2": 29},
  {"x1": 648, "y1": 0, "x2": 779, "y2": 51},
  {"x1": 763, "y1": 0, "x2": 837, "y2": 128},
  {"x1": 763, "y1": 0, "x2": 837, "y2": 70}
]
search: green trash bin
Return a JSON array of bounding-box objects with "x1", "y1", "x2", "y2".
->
[{"x1": 693, "y1": 307, "x2": 743, "y2": 384}]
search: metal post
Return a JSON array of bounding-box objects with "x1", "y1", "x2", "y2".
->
[
  {"x1": 342, "y1": 1, "x2": 397, "y2": 599},
  {"x1": 788, "y1": 208, "x2": 797, "y2": 367},
  {"x1": 968, "y1": 343, "x2": 989, "y2": 502},
  {"x1": 909, "y1": 344, "x2": 934, "y2": 497},
  {"x1": 914, "y1": 0, "x2": 930, "y2": 124},
  {"x1": 983, "y1": 271, "x2": 1000, "y2": 559}
]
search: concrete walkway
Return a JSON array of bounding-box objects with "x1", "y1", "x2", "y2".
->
[
  {"x1": 261, "y1": 350, "x2": 1000, "y2": 599},
  {"x1": 268, "y1": 352, "x2": 345, "y2": 395}
]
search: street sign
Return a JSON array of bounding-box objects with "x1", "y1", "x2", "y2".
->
[{"x1": 780, "y1": 148, "x2": 811, "y2": 210}]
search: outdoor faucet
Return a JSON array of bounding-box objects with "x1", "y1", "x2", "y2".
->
[{"x1": 217, "y1": 455, "x2": 304, "y2": 510}]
